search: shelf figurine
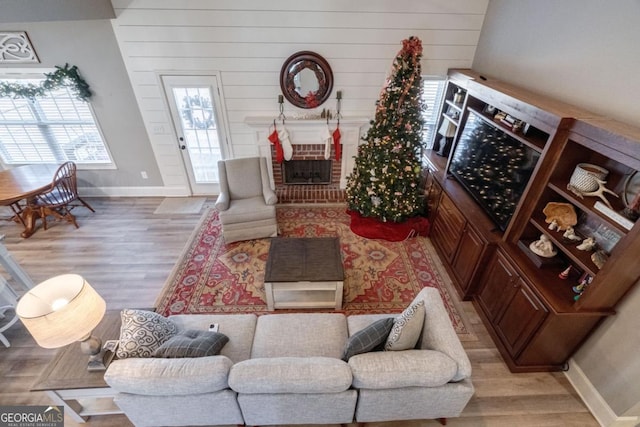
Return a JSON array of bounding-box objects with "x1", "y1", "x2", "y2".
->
[
  {"x1": 529, "y1": 234, "x2": 557, "y2": 258},
  {"x1": 577, "y1": 237, "x2": 596, "y2": 251},
  {"x1": 562, "y1": 226, "x2": 582, "y2": 242},
  {"x1": 542, "y1": 202, "x2": 577, "y2": 231},
  {"x1": 559, "y1": 265, "x2": 572, "y2": 280},
  {"x1": 548, "y1": 219, "x2": 558, "y2": 231}
]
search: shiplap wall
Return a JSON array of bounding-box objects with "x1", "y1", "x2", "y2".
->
[{"x1": 110, "y1": 0, "x2": 488, "y2": 191}]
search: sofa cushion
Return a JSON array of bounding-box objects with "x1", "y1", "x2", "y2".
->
[
  {"x1": 349, "y1": 349, "x2": 457, "y2": 389},
  {"x1": 104, "y1": 355, "x2": 234, "y2": 396},
  {"x1": 341, "y1": 318, "x2": 394, "y2": 361},
  {"x1": 251, "y1": 313, "x2": 347, "y2": 358},
  {"x1": 152, "y1": 330, "x2": 229, "y2": 358},
  {"x1": 229, "y1": 357, "x2": 352, "y2": 394},
  {"x1": 117, "y1": 309, "x2": 178, "y2": 359},
  {"x1": 385, "y1": 300, "x2": 425, "y2": 351},
  {"x1": 169, "y1": 313, "x2": 257, "y2": 363}
]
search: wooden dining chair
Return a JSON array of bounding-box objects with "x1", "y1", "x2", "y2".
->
[{"x1": 28, "y1": 161, "x2": 95, "y2": 230}]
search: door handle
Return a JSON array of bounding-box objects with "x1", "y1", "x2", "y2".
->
[{"x1": 178, "y1": 137, "x2": 186, "y2": 150}]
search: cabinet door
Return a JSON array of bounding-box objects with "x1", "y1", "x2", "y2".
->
[
  {"x1": 496, "y1": 279, "x2": 548, "y2": 357},
  {"x1": 424, "y1": 171, "x2": 442, "y2": 223},
  {"x1": 431, "y1": 193, "x2": 465, "y2": 262},
  {"x1": 452, "y1": 225, "x2": 485, "y2": 292},
  {"x1": 477, "y1": 251, "x2": 518, "y2": 322}
]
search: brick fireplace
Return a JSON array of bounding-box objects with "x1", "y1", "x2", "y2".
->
[
  {"x1": 246, "y1": 117, "x2": 369, "y2": 203},
  {"x1": 270, "y1": 143, "x2": 344, "y2": 203}
]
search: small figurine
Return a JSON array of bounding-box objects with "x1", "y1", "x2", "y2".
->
[
  {"x1": 591, "y1": 250, "x2": 608, "y2": 270},
  {"x1": 577, "y1": 237, "x2": 596, "y2": 251},
  {"x1": 529, "y1": 234, "x2": 557, "y2": 258},
  {"x1": 548, "y1": 219, "x2": 559, "y2": 231},
  {"x1": 559, "y1": 265, "x2": 572, "y2": 280},
  {"x1": 563, "y1": 226, "x2": 582, "y2": 242}
]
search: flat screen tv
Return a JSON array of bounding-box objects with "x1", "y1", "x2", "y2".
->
[{"x1": 449, "y1": 111, "x2": 540, "y2": 231}]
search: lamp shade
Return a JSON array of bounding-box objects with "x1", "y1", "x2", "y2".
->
[{"x1": 16, "y1": 274, "x2": 106, "y2": 349}]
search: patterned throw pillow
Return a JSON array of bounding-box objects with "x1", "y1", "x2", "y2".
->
[
  {"x1": 341, "y1": 318, "x2": 395, "y2": 361},
  {"x1": 117, "y1": 309, "x2": 178, "y2": 359},
  {"x1": 385, "y1": 300, "x2": 425, "y2": 351},
  {"x1": 153, "y1": 330, "x2": 229, "y2": 358}
]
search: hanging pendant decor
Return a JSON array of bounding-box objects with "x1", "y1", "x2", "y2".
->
[{"x1": 0, "y1": 63, "x2": 92, "y2": 101}]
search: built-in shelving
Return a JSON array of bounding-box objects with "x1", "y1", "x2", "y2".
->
[{"x1": 428, "y1": 68, "x2": 640, "y2": 372}]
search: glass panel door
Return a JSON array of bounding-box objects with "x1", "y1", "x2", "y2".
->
[{"x1": 162, "y1": 75, "x2": 229, "y2": 195}]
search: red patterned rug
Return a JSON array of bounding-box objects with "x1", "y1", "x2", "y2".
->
[{"x1": 155, "y1": 205, "x2": 468, "y2": 334}]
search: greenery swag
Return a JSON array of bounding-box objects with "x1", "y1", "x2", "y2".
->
[{"x1": 0, "y1": 63, "x2": 92, "y2": 101}]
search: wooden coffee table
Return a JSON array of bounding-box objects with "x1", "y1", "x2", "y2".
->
[
  {"x1": 31, "y1": 311, "x2": 123, "y2": 423},
  {"x1": 264, "y1": 237, "x2": 345, "y2": 310}
]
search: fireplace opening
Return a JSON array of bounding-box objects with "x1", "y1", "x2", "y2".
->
[{"x1": 283, "y1": 160, "x2": 332, "y2": 185}]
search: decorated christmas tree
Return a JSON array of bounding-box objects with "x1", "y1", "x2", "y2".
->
[{"x1": 346, "y1": 36, "x2": 425, "y2": 223}]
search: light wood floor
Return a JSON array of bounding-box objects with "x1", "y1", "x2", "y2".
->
[{"x1": 0, "y1": 197, "x2": 598, "y2": 427}]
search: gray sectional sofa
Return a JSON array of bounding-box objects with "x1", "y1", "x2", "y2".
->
[{"x1": 104, "y1": 287, "x2": 474, "y2": 427}]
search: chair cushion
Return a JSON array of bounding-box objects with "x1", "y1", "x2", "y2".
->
[
  {"x1": 152, "y1": 330, "x2": 229, "y2": 358},
  {"x1": 341, "y1": 318, "x2": 394, "y2": 361},
  {"x1": 348, "y1": 349, "x2": 458, "y2": 389},
  {"x1": 385, "y1": 300, "x2": 425, "y2": 351},
  {"x1": 218, "y1": 197, "x2": 276, "y2": 225},
  {"x1": 225, "y1": 158, "x2": 263, "y2": 199},
  {"x1": 117, "y1": 309, "x2": 178, "y2": 359}
]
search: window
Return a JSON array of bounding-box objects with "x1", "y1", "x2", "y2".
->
[
  {"x1": 421, "y1": 77, "x2": 447, "y2": 149},
  {"x1": 0, "y1": 77, "x2": 113, "y2": 167}
]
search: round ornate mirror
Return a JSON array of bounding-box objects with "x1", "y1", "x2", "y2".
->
[{"x1": 280, "y1": 51, "x2": 333, "y2": 109}]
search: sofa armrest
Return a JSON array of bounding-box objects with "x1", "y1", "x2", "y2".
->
[
  {"x1": 215, "y1": 192, "x2": 230, "y2": 211},
  {"x1": 348, "y1": 349, "x2": 457, "y2": 389},
  {"x1": 262, "y1": 187, "x2": 277, "y2": 206},
  {"x1": 416, "y1": 287, "x2": 472, "y2": 382},
  {"x1": 104, "y1": 355, "x2": 233, "y2": 396},
  {"x1": 259, "y1": 157, "x2": 277, "y2": 205}
]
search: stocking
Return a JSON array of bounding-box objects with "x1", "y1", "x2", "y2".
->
[
  {"x1": 332, "y1": 127, "x2": 341, "y2": 160},
  {"x1": 321, "y1": 125, "x2": 332, "y2": 160},
  {"x1": 268, "y1": 128, "x2": 284, "y2": 163},
  {"x1": 278, "y1": 126, "x2": 293, "y2": 161}
]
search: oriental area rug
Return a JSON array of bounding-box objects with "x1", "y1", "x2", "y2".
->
[{"x1": 155, "y1": 205, "x2": 468, "y2": 334}]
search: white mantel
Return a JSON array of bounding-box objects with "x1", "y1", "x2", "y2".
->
[{"x1": 244, "y1": 116, "x2": 370, "y2": 189}]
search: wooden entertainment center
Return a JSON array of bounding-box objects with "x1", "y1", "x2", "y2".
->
[{"x1": 423, "y1": 69, "x2": 640, "y2": 372}]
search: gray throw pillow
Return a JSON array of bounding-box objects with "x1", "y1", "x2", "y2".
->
[
  {"x1": 341, "y1": 318, "x2": 395, "y2": 361},
  {"x1": 385, "y1": 300, "x2": 425, "y2": 351},
  {"x1": 153, "y1": 330, "x2": 229, "y2": 358},
  {"x1": 117, "y1": 309, "x2": 178, "y2": 359}
]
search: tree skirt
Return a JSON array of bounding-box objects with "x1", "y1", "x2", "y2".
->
[
  {"x1": 155, "y1": 205, "x2": 467, "y2": 334},
  {"x1": 347, "y1": 210, "x2": 430, "y2": 241}
]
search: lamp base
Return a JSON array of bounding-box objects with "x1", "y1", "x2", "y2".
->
[
  {"x1": 87, "y1": 350, "x2": 107, "y2": 371},
  {"x1": 87, "y1": 348, "x2": 117, "y2": 371},
  {"x1": 80, "y1": 334, "x2": 113, "y2": 371}
]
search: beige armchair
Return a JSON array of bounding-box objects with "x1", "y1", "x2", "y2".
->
[{"x1": 215, "y1": 157, "x2": 278, "y2": 243}]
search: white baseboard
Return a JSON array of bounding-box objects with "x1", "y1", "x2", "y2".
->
[
  {"x1": 565, "y1": 358, "x2": 639, "y2": 427},
  {"x1": 78, "y1": 186, "x2": 192, "y2": 197}
]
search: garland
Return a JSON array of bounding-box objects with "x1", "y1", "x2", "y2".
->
[{"x1": 0, "y1": 63, "x2": 92, "y2": 101}]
